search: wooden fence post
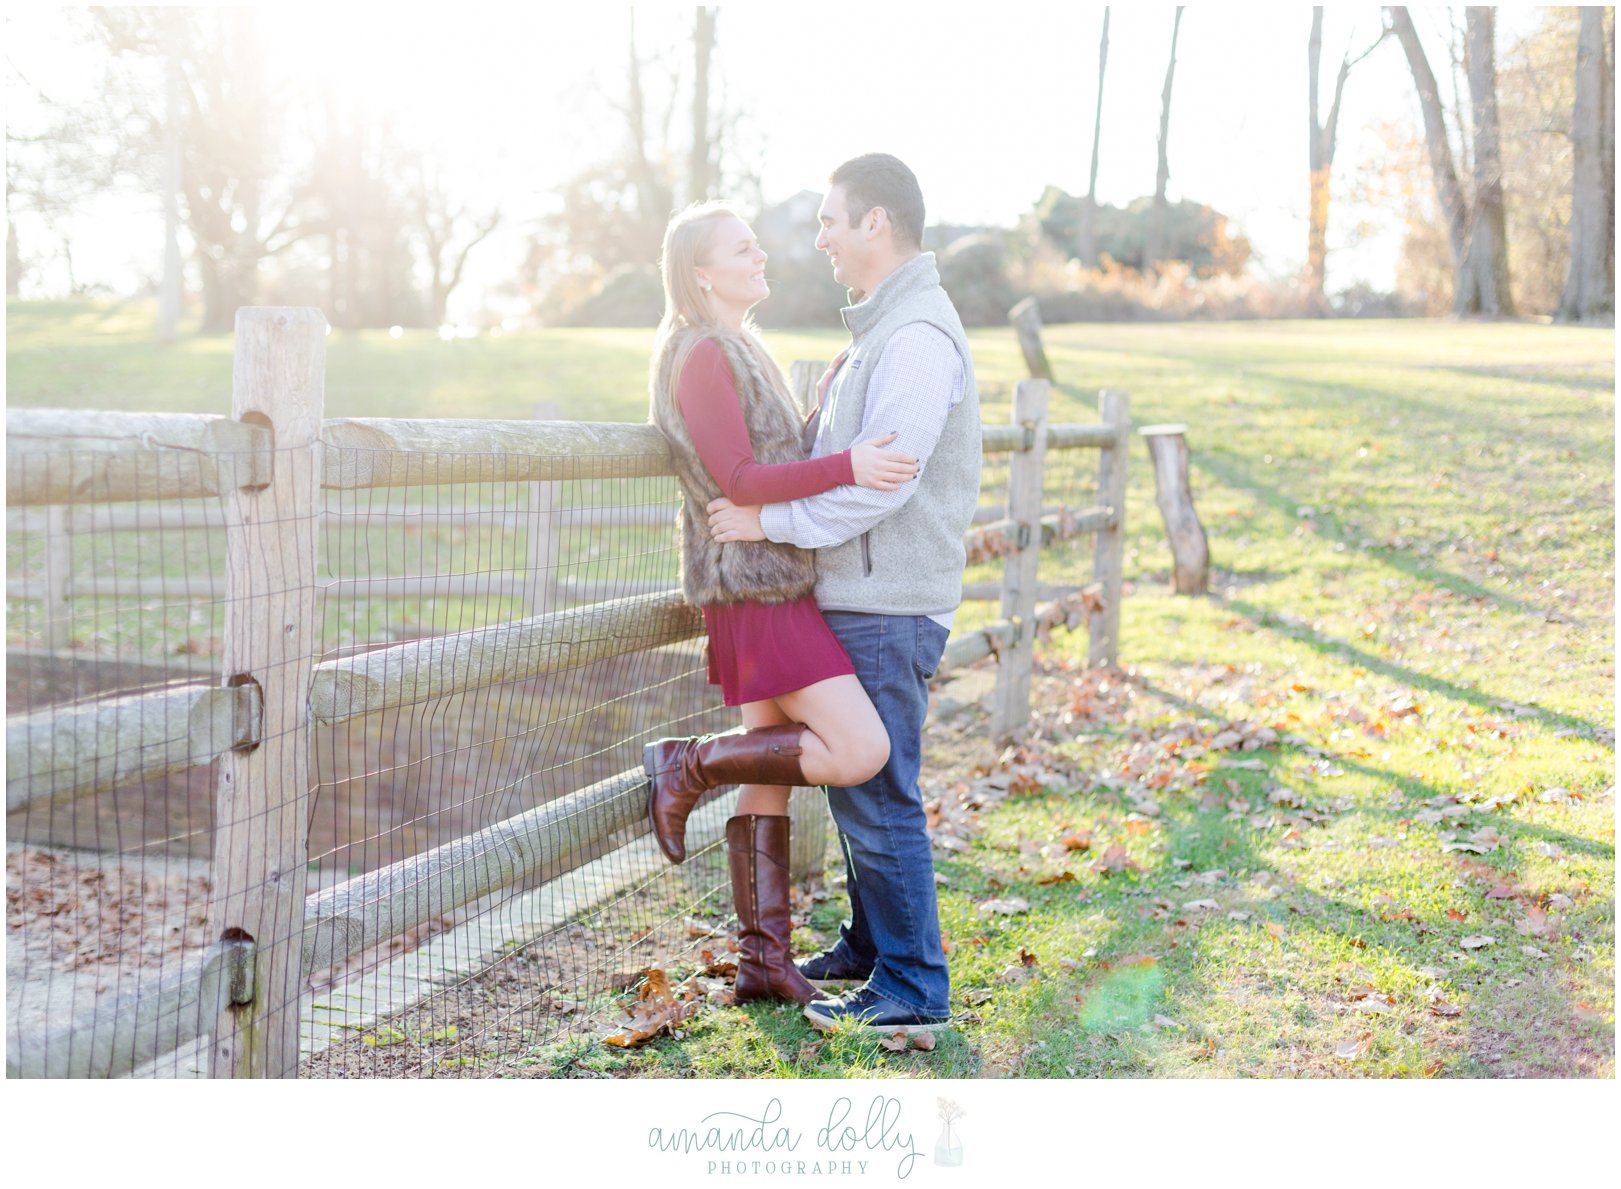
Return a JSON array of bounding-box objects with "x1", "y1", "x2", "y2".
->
[
  {"x1": 784, "y1": 359, "x2": 830, "y2": 879},
  {"x1": 1008, "y1": 297, "x2": 1054, "y2": 382},
  {"x1": 992, "y1": 378, "x2": 1051, "y2": 739},
  {"x1": 208, "y1": 307, "x2": 326, "y2": 1078},
  {"x1": 525, "y1": 401, "x2": 563, "y2": 614},
  {"x1": 43, "y1": 504, "x2": 71, "y2": 651},
  {"x1": 1139, "y1": 423, "x2": 1208, "y2": 594},
  {"x1": 1090, "y1": 389, "x2": 1130, "y2": 667},
  {"x1": 787, "y1": 360, "x2": 823, "y2": 415}
]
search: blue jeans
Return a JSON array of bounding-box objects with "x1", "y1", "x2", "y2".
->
[{"x1": 819, "y1": 611, "x2": 951, "y2": 1017}]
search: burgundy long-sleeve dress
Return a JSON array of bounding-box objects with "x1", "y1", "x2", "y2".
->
[{"x1": 676, "y1": 338, "x2": 857, "y2": 707}]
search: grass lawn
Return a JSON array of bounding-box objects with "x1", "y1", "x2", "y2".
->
[{"x1": 6, "y1": 300, "x2": 1613, "y2": 1078}]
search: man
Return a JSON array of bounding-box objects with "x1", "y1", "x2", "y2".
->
[{"x1": 707, "y1": 153, "x2": 982, "y2": 1034}]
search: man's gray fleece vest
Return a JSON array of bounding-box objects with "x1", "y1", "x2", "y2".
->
[{"x1": 810, "y1": 252, "x2": 982, "y2": 616}]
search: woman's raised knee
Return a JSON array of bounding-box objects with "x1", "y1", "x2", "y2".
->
[{"x1": 832, "y1": 732, "x2": 889, "y2": 787}]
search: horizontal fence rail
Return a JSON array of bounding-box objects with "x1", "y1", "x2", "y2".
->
[
  {"x1": 7, "y1": 410, "x2": 1114, "y2": 504},
  {"x1": 306, "y1": 589, "x2": 704, "y2": 725},
  {"x1": 7, "y1": 682, "x2": 260, "y2": 811}
]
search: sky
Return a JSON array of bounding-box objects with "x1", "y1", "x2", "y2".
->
[{"x1": 4, "y1": 3, "x2": 1551, "y2": 317}]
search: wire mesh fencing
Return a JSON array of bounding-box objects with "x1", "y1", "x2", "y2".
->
[
  {"x1": 7, "y1": 444, "x2": 251, "y2": 1079},
  {"x1": 300, "y1": 452, "x2": 741, "y2": 1077}
]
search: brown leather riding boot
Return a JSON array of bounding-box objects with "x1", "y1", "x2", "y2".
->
[
  {"x1": 644, "y1": 726, "x2": 807, "y2": 864},
  {"x1": 727, "y1": 814, "x2": 823, "y2": 1006}
]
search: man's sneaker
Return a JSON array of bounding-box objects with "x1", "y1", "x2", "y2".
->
[
  {"x1": 803, "y1": 987, "x2": 950, "y2": 1035},
  {"x1": 795, "y1": 950, "x2": 875, "y2": 990}
]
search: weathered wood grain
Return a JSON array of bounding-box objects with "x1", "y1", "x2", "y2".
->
[{"x1": 6, "y1": 683, "x2": 259, "y2": 812}]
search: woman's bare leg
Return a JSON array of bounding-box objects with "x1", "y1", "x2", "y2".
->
[
  {"x1": 773, "y1": 675, "x2": 890, "y2": 789},
  {"x1": 735, "y1": 699, "x2": 795, "y2": 817},
  {"x1": 733, "y1": 675, "x2": 889, "y2": 814}
]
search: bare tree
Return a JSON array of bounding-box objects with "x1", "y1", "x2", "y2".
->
[
  {"x1": 1456, "y1": 7, "x2": 1513, "y2": 314},
  {"x1": 626, "y1": 10, "x2": 675, "y2": 239},
  {"x1": 1078, "y1": 7, "x2": 1110, "y2": 267},
  {"x1": 410, "y1": 163, "x2": 502, "y2": 327},
  {"x1": 1307, "y1": 9, "x2": 1387, "y2": 307},
  {"x1": 688, "y1": 7, "x2": 717, "y2": 205},
  {"x1": 5, "y1": 184, "x2": 18, "y2": 296},
  {"x1": 1388, "y1": 6, "x2": 1514, "y2": 315},
  {"x1": 1388, "y1": 7, "x2": 1468, "y2": 269},
  {"x1": 1147, "y1": 7, "x2": 1185, "y2": 272},
  {"x1": 1557, "y1": 6, "x2": 1615, "y2": 321}
]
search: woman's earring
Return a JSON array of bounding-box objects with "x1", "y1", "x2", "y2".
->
[{"x1": 700, "y1": 280, "x2": 713, "y2": 292}]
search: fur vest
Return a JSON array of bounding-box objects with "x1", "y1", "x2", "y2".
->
[{"x1": 650, "y1": 326, "x2": 818, "y2": 607}]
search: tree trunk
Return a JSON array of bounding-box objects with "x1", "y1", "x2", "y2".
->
[
  {"x1": 197, "y1": 251, "x2": 254, "y2": 333},
  {"x1": 1388, "y1": 7, "x2": 1469, "y2": 271},
  {"x1": 1307, "y1": 12, "x2": 1385, "y2": 310},
  {"x1": 1148, "y1": 7, "x2": 1185, "y2": 272},
  {"x1": 6, "y1": 216, "x2": 19, "y2": 297},
  {"x1": 1455, "y1": 7, "x2": 1513, "y2": 315},
  {"x1": 1079, "y1": 7, "x2": 1110, "y2": 268},
  {"x1": 627, "y1": 12, "x2": 670, "y2": 237},
  {"x1": 689, "y1": 7, "x2": 716, "y2": 205},
  {"x1": 1558, "y1": 5, "x2": 1614, "y2": 322},
  {"x1": 1307, "y1": 9, "x2": 1331, "y2": 309}
]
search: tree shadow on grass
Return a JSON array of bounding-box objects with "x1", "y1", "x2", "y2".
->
[
  {"x1": 1215, "y1": 591, "x2": 1610, "y2": 744},
  {"x1": 1189, "y1": 450, "x2": 1563, "y2": 621}
]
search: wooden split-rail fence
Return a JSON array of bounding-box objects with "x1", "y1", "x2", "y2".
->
[{"x1": 4, "y1": 307, "x2": 1129, "y2": 1078}]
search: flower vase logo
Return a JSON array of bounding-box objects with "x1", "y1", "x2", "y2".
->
[{"x1": 933, "y1": 1098, "x2": 965, "y2": 1167}]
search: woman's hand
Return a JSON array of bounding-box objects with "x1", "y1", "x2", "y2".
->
[{"x1": 850, "y1": 432, "x2": 919, "y2": 491}]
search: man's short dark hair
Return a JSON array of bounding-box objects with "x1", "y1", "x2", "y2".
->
[{"x1": 830, "y1": 153, "x2": 925, "y2": 251}]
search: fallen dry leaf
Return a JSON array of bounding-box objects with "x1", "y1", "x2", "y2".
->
[
  {"x1": 1514, "y1": 908, "x2": 1560, "y2": 940},
  {"x1": 911, "y1": 1032, "x2": 937, "y2": 1052},
  {"x1": 603, "y1": 968, "x2": 703, "y2": 1047},
  {"x1": 1335, "y1": 1032, "x2": 1374, "y2": 1061},
  {"x1": 1459, "y1": 935, "x2": 1496, "y2": 950},
  {"x1": 979, "y1": 896, "x2": 1031, "y2": 916},
  {"x1": 1091, "y1": 845, "x2": 1142, "y2": 876}
]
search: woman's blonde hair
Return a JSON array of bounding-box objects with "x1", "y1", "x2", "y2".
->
[{"x1": 651, "y1": 200, "x2": 777, "y2": 402}]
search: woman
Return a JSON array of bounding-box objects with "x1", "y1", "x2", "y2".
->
[{"x1": 644, "y1": 201, "x2": 916, "y2": 1006}]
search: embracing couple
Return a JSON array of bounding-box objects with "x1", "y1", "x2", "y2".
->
[{"x1": 643, "y1": 153, "x2": 982, "y2": 1036}]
